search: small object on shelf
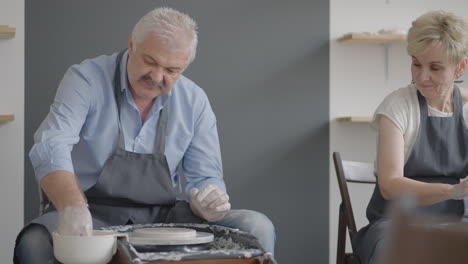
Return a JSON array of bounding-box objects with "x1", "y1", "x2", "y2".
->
[
  {"x1": 0, "y1": 114, "x2": 15, "y2": 121},
  {"x1": 336, "y1": 116, "x2": 372, "y2": 123},
  {"x1": 0, "y1": 25, "x2": 16, "y2": 39},
  {"x1": 337, "y1": 33, "x2": 406, "y2": 44}
]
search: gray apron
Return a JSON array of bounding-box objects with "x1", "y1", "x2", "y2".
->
[
  {"x1": 31, "y1": 50, "x2": 203, "y2": 233},
  {"x1": 354, "y1": 86, "x2": 468, "y2": 264}
]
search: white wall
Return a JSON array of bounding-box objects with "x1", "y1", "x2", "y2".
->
[
  {"x1": 0, "y1": 0, "x2": 24, "y2": 261},
  {"x1": 330, "y1": 1, "x2": 468, "y2": 263}
]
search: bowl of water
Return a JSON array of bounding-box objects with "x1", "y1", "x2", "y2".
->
[{"x1": 52, "y1": 230, "x2": 124, "y2": 264}]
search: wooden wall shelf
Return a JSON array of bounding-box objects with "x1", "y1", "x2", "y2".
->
[
  {"x1": 0, "y1": 25, "x2": 16, "y2": 39},
  {"x1": 337, "y1": 33, "x2": 406, "y2": 44},
  {"x1": 0, "y1": 114, "x2": 15, "y2": 121},
  {"x1": 336, "y1": 116, "x2": 372, "y2": 123}
]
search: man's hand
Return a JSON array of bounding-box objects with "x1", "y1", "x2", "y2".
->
[
  {"x1": 56, "y1": 206, "x2": 93, "y2": 236},
  {"x1": 190, "y1": 184, "x2": 231, "y2": 222},
  {"x1": 41, "y1": 171, "x2": 92, "y2": 236}
]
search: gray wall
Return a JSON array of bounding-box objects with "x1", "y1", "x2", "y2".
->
[{"x1": 25, "y1": 1, "x2": 329, "y2": 262}]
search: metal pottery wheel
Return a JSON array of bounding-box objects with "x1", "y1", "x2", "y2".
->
[{"x1": 128, "y1": 227, "x2": 214, "y2": 246}]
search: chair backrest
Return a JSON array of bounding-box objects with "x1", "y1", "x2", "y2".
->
[
  {"x1": 340, "y1": 160, "x2": 376, "y2": 184},
  {"x1": 333, "y1": 152, "x2": 376, "y2": 264},
  {"x1": 333, "y1": 152, "x2": 358, "y2": 239}
]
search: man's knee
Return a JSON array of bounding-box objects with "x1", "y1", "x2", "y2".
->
[
  {"x1": 224, "y1": 210, "x2": 275, "y2": 239},
  {"x1": 14, "y1": 224, "x2": 54, "y2": 263},
  {"x1": 243, "y1": 210, "x2": 275, "y2": 235},
  {"x1": 232, "y1": 210, "x2": 276, "y2": 254},
  {"x1": 16, "y1": 224, "x2": 52, "y2": 250}
]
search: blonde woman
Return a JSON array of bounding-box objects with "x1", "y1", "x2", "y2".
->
[{"x1": 355, "y1": 10, "x2": 468, "y2": 264}]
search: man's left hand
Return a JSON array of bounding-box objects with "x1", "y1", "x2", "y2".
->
[{"x1": 190, "y1": 184, "x2": 231, "y2": 222}]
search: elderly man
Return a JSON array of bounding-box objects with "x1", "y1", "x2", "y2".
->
[{"x1": 14, "y1": 7, "x2": 275, "y2": 263}]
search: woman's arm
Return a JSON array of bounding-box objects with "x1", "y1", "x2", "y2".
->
[{"x1": 377, "y1": 115, "x2": 453, "y2": 205}]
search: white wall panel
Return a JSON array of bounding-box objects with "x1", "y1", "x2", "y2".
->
[{"x1": 0, "y1": 0, "x2": 24, "y2": 262}]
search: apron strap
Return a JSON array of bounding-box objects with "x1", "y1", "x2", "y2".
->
[
  {"x1": 453, "y1": 85, "x2": 463, "y2": 118},
  {"x1": 114, "y1": 49, "x2": 127, "y2": 148},
  {"x1": 416, "y1": 89, "x2": 429, "y2": 119},
  {"x1": 154, "y1": 105, "x2": 168, "y2": 155}
]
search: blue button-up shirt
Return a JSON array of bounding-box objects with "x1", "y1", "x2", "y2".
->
[{"x1": 29, "y1": 50, "x2": 225, "y2": 195}]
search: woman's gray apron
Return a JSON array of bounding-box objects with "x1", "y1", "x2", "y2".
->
[
  {"x1": 354, "y1": 86, "x2": 468, "y2": 263},
  {"x1": 31, "y1": 50, "x2": 203, "y2": 233}
]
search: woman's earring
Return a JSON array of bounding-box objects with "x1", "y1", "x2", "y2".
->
[{"x1": 455, "y1": 73, "x2": 464, "y2": 83}]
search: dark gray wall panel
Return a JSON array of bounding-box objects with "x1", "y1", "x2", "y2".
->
[{"x1": 25, "y1": 1, "x2": 329, "y2": 262}]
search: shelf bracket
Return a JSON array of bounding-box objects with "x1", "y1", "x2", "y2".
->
[{"x1": 384, "y1": 43, "x2": 389, "y2": 82}]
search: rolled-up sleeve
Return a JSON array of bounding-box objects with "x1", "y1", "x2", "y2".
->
[
  {"x1": 29, "y1": 65, "x2": 92, "y2": 184},
  {"x1": 183, "y1": 92, "x2": 226, "y2": 195}
]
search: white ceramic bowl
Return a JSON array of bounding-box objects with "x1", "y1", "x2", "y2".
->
[{"x1": 52, "y1": 230, "x2": 118, "y2": 264}]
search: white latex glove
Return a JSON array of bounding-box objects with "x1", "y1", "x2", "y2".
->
[
  {"x1": 56, "y1": 206, "x2": 93, "y2": 236},
  {"x1": 190, "y1": 184, "x2": 231, "y2": 222},
  {"x1": 448, "y1": 180, "x2": 468, "y2": 200}
]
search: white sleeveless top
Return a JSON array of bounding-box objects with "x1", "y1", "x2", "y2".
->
[{"x1": 371, "y1": 84, "x2": 468, "y2": 163}]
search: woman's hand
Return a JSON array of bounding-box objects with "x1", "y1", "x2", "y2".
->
[{"x1": 447, "y1": 180, "x2": 468, "y2": 200}]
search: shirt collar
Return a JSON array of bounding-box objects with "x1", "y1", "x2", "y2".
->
[{"x1": 119, "y1": 49, "x2": 129, "y2": 93}]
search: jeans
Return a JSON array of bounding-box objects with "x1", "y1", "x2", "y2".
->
[
  {"x1": 14, "y1": 209, "x2": 276, "y2": 263},
  {"x1": 354, "y1": 219, "x2": 391, "y2": 264},
  {"x1": 213, "y1": 209, "x2": 276, "y2": 254},
  {"x1": 13, "y1": 224, "x2": 59, "y2": 264}
]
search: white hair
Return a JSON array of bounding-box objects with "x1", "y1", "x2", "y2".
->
[{"x1": 131, "y1": 7, "x2": 198, "y2": 65}]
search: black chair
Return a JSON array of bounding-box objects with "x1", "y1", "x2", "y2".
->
[{"x1": 333, "y1": 152, "x2": 376, "y2": 264}]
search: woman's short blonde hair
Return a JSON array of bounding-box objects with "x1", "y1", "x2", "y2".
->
[{"x1": 407, "y1": 10, "x2": 468, "y2": 64}]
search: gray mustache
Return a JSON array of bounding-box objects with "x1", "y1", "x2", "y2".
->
[{"x1": 140, "y1": 75, "x2": 166, "y2": 90}]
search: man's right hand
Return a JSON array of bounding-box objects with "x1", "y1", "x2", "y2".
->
[
  {"x1": 40, "y1": 171, "x2": 93, "y2": 236},
  {"x1": 56, "y1": 206, "x2": 93, "y2": 236}
]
